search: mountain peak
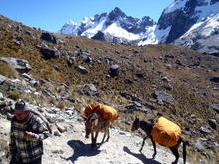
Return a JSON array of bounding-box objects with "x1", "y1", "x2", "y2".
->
[{"x1": 109, "y1": 7, "x2": 126, "y2": 18}]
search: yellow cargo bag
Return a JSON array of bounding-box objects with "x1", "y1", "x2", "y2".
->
[
  {"x1": 151, "y1": 117, "x2": 181, "y2": 147},
  {"x1": 83, "y1": 103, "x2": 118, "y2": 122}
]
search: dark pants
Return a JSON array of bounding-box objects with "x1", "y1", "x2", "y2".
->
[{"x1": 9, "y1": 157, "x2": 42, "y2": 164}]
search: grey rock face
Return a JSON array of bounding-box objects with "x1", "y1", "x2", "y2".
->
[
  {"x1": 0, "y1": 57, "x2": 32, "y2": 73},
  {"x1": 153, "y1": 90, "x2": 175, "y2": 104},
  {"x1": 157, "y1": 0, "x2": 200, "y2": 43}
]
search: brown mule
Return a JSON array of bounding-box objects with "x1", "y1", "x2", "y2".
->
[
  {"x1": 85, "y1": 111, "x2": 111, "y2": 147},
  {"x1": 131, "y1": 117, "x2": 187, "y2": 164}
]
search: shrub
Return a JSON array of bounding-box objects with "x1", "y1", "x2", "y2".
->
[
  {"x1": 56, "y1": 100, "x2": 69, "y2": 110},
  {"x1": 8, "y1": 90, "x2": 20, "y2": 100}
]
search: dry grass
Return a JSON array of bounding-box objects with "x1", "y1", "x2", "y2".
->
[
  {"x1": 8, "y1": 90, "x2": 21, "y2": 100},
  {"x1": 0, "y1": 61, "x2": 18, "y2": 78}
]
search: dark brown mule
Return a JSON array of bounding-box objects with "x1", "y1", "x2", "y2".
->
[
  {"x1": 131, "y1": 117, "x2": 187, "y2": 164},
  {"x1": 85, "y1": 111, "x2": 111, "y2": 147}
]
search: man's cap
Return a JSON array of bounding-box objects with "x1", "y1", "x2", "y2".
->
[{"x1": 15, "y1": 100, "x2": 29, "y2": 111}]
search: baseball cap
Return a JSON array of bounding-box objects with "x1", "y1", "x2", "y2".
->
[{"x1": 15, "y1": 100, "x2": 29, "y2": 111}]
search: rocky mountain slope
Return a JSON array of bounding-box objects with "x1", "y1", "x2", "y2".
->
[
  {"x1": 59, "y1": 0, "x2": 219, "y2": 55},
  {"x1": 0, "y1": 14, "x2": 219, "y2": 163}
]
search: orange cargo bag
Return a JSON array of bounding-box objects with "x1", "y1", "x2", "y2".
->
[
  {"x1": 83, "y1": 103, "x2": 118, "y2": 122},
  {"x1": 151, "y1": 117, "x2": 181, "y2": 147}
]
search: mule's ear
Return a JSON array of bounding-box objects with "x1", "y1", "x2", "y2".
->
[{"x1": 81, "y1": 114, "x2": 87, "y2": 121}]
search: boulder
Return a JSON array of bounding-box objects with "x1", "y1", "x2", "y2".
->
[
  {"x1": 109, "y1": 64, "x2": 120, "y2": 77},
  {"x1": 0, "y1": 57, "x2": 31, "y2": 73},
  {"x1": 0, "y1": 75, "x2": 8, "y2": 84},
  {"x1": 210, "y1": 104, "x2": 219, "y2": 114},
  {"x1": 40, "y1": 47, "x2": 61, "y2": 59},
  {"x1": 153, "y1": 90, "x2": 175, "y2": 104},
  {"x1": 76, "y1": 65, "x2": 89, "y2": 74},
  {"x1": 40, "y1": 32, "x2": 57, "y2": 44}
]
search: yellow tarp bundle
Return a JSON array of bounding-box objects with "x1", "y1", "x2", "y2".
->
[
  {"x1": 151, "y1": 117, "x2": 181, "y2": 147},
  {"x1": 83, "y1": 103, "x2": 118, "y2": 122}
]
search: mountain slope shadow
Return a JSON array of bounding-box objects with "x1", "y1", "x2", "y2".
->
[
  {"x1": 123, "y1": 146, "x2": 161, "y2": 164},
  {"x1": 66, "y1": 140, "x2": 101, "y2": 163}
]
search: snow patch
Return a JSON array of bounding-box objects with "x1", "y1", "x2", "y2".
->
[
  {"x1": 59, "y1": 20, "x2": 79, "y2": 35},
  {"x1": 81, "y1": 17, "x2": 106, "y2": 38},
  {"x1": 104, "y1": 22, "x2": 141, "y2": 41},
  {"x1": 164, "y1": 0, "x2": 189, "y2": 14},
  {"x1": 181, "y1": 13, "x2": 219, "y2": 38},
  {"x1": 82, "y1": 16, "x2": 94, "y2": 24},
  {"x1": 138, "y1": 25, "x2": 157, "y2": 45},
  {"x1": 155, "y1": 25, "x2": 172, "y2": 43}
]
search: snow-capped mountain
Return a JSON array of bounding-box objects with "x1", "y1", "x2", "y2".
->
[
  {"x1": 59, "y1": 1, "x2": 219, "y2": 54},
  {"x1": 153, "y1": 0, "x2": 219, "y2": 43},
  {"x1": 175, "y1": 13, "x2": 219, "y2": 55},
  {"x1": 139, "y1": 0, "x2": 219, "y2": 54},
  {"x1": 59, "y1": 7, "x2": 156, "y2": 43}
]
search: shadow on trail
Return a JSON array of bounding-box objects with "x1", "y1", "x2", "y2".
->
[
  {"x1": 123, "y1": 146, "x2": 161, "y2": 164},
  {"x1": 65, "y1": 140, "x2": 101, "y2": 163}
]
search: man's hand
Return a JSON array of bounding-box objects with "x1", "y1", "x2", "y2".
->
[{"x1": 24, "y1": 131, "x2": 36, "y2": 140}]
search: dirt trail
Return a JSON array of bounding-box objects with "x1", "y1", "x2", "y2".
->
[{"x1": 0, "y1": 117, "x2": 186, "y2": 164}]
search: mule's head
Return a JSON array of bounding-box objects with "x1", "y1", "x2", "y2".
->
[
  {"x1": 85, "y1": 112, "x2": 99, "y2": 138},
  {"x1": 131, "y1": 117, "x2": 140, "y2": 131}
]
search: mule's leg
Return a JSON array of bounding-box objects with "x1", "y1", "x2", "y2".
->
[
  {"x1": 101, "y1": 131, "x2": 106, "y2": 143},
  {"x1": 182, "y1": 140, "x2": 187, "y2": 164},
  {"x1": 94, "y1": 131, "x2": 99, "y2": 145},
  {"x1": 169, "y1": 146, "x2": 180, "y2": 164},
  {"x1": 139, "y1": 136, "x2": 148, "y2": 152},
  {"x1": 101, "y1": 128, "x2": 109, "y2": 143},
  {"x1": 150, "y1": 137, "x2": 157, "y2": 159},
  {"x1": 106, "y1": 128, "x2": 110, "y2": 141},
  {"x1": 91, "y1": 132, "x2": 96, "y2": 147}
]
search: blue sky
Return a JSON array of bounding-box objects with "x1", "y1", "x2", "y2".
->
[{"x1": 0, "y1": 0, "x2": 173, "y2": 32}]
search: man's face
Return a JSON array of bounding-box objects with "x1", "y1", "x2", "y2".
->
[{"x1": 15, "y1": 111, "x2": 29, "y2": 121}]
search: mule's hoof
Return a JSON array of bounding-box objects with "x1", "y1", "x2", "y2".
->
[{"x1": 152, "y1": 154, "x2": 156, "y2": 159}]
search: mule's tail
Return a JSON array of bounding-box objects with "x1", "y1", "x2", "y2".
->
[{"x1": 182, "y1": 140, "x2": 188, "y2": 164}]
